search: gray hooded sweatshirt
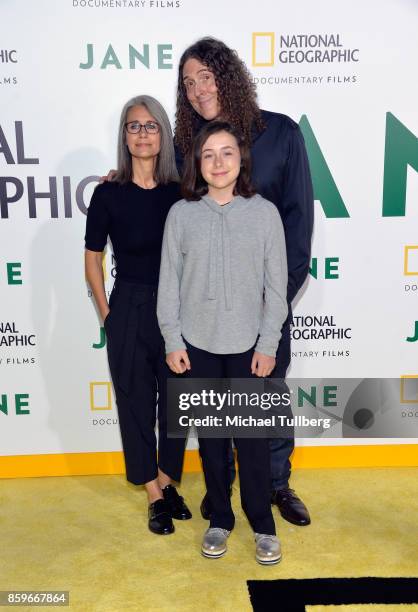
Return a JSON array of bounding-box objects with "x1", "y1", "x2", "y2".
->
[{"x1": 157, "y1": 194, "x2": 288, "y2": 357}]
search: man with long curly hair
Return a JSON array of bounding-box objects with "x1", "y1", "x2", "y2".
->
[{"x1": 175, "y1": 37, "x2": 313, "y2": 528}]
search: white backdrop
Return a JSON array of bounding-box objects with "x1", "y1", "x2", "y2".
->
[{"x1": 1, "y1": 0, "x2": 417, "y2": 459}]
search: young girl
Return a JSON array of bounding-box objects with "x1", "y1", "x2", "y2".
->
[
  {"x1": 85, "y1": 95, "x2": 191, "y2": 536},
  {"x1": 157, "y1": 121, "x2": 288, "y2": 563}
]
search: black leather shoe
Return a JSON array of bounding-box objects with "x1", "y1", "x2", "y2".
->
[
  {"x1": 271, "y1": 488, "x2": 311, "y2": 526},
  {"x1": 200, "y1": 488, "x2": 232, "y2": 521},
  {"x1": 162, "y1": 485, "x2": 192, "y2": 520},
  {"x1": 148, "y1": 499, "x2": 175, "y2": 535},
  {"x1": 200, "y1": 492, "x2": 212, "y2": 520}
]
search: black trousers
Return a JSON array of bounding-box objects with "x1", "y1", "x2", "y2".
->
[
  {"x1": 228, "y1": 319, "x2": 294, "y2": 490},
  {"x1": 185, "y1": 341, "x2": 276, "y2": 535},
  {"x1": 105, "y1": 280, "x2": 186, "y2": 486}
]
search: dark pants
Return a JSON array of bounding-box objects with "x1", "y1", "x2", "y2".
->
[
  {"x1": 105, "y1": 280, "x2": 186, "y2": 486},
  {"x1": 186, "y1": 341, "x2": 276, "y2": 535},
  {"x1": 227, "y1": 318, "x2": 294, "y2": 490}
]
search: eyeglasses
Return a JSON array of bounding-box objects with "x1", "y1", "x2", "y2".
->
[
  {"x1": 183, "y1": 72, "x2": 216, "y2": 92},
  {"x1": 125, "y1": 121, "x2": 160, "y2": 135}
]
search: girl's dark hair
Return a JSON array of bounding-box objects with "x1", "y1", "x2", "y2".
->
[
  {"x1": 175, "y1": 37, "x2": 265, "y2": 156},
  {"x1": 181, "y1": 121, "x2": 255, "y2": 201}
]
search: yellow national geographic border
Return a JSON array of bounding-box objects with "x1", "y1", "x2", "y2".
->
[{"x1": 0, "y1": 445, "x2": 417, "y2": 479}]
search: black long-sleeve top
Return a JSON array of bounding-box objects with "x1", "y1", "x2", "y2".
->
[
  {"x1": 85, "y1": 181, "x2": 180, "y2": 285},
  {"x1": 175, "y1": 110, "x2": 314, "y2": 304}
]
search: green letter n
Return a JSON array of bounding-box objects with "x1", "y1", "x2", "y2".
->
[{"x1": 383, "y1": 112, "x2": 418, "y2": 217}]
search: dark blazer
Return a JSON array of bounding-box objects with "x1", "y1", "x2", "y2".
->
[{"x1": 250, "y1": 110, "x2": 313, "y2": 303}]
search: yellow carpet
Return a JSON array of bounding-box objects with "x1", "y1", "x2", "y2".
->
[{"x1": 0, "y1": 468, "x2": 417, "y2": 611}]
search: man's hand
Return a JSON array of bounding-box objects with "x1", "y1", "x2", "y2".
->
[
  {"x1": 100, "y1": 169, "x2": 117, "y2": 183},
  {"x1": 166, "y1": 350, "x2": 191, "y2": 374},
  {"x1": 251, "y1": 351, "x2": 276, "y2": 377}
]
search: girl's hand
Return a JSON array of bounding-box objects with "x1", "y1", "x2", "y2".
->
[
  {"x1": 251, "y1": 351, "x2": 276, "y2": 378},
  {"x1": 166, "y1": 350, "x2": 191, "y2": 374}
]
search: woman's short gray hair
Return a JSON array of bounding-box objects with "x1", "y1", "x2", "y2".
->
[{"x1": 115, "y1": 95, "x2": 179, "y2": 185}]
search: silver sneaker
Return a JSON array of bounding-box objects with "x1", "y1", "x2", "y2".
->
[
  {"x1": 255, "y1": 533, "x2": 282, "y2": 565},
  {"x1": 201, "y1": 527, "x2": 230, "y2": 559}
]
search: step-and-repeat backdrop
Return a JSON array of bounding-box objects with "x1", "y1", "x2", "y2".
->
[{"x1": 1, "y1": 0, "x2": 417, "y2": 459}]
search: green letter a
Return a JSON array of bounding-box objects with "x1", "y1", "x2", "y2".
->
[
  {"x1": 299, "y1": 115, "x2": 349, "y2": 218},
  {"x1": 299, "y1": 115, "x2": 350, "y2": 219}
]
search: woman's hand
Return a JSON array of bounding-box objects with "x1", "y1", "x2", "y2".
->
[
  {"x1": 102, "y1": 307, "x2": 110, "y2": 324},
  {"x1": 166, "y1": 350, "x2": 191, "y2": 374},
  {"x1": 85, "y1": 249, "x2": 110, "y2": 324},
  {"x1": 251, "y1": 351, "x2": 276, "y2": 377}
]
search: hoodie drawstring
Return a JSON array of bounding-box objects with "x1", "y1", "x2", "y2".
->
[
  {"x1": 204, "y1": 196, "x2": 236, "y2": 312},
  {"x1": 208, "y1": 215, "x2": 218, "y2": 300},
  {"x1": 221, "y1": 216, "x2": 233, "y2": 311}
]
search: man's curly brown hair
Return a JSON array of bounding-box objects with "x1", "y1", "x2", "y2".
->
[{"x1": 174, "y1": 37, "x2": 265, "y2": 156}]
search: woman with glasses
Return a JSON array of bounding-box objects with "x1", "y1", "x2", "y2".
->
[{"x1": 85, "y1": 95, "x2": 191, "y2": 535}]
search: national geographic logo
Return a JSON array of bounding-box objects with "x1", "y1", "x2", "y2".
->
[
  {"x1": 0, "y1": 320, "x2": 36, "y2": 367},
  {"x1": 0, "y1": 122, "x2": 98, "y2": 219},
  {"x1": 404, "y1": 246, "x2": 418, "y2": 275},
  {"x1": 291, "y1": 315, "x2": 352, "y2": 341},
  {"x1": 291, "y1": 315, "x2": 351, "y2": 359},
  {"x1": 251, "y1": 32, "x2": 358, "y2": 87},
  {"x1": 0, "y1": 321, "x2": 36, "y2": 348},
  {"x1": 400, "y1": 376, "x2": 418, "y2": 419},
  {"x1": 252, "y1": 33, "x2": 359, "y2": 66},
  {"x1": 0, "y1": 49, "x2": 18, "y2": 86},
  {"x1": 79, "y1": 43, "x2": 173, "y2": 70},
  {"x1": 404, "y1": 245, "x2": 418, "y2": 294},
  {"x1": 92, "y1": 416, "x2": 119, "y2": 426},
  {"x1": 0, "y1": 50, "x2": 17, "y2": 64},
  {"x1": 90, "y1": 382, "x2": 112, "y2": 410},
  {"x1": 89, "y1": 381, "x2": 118, "y2": 426}
]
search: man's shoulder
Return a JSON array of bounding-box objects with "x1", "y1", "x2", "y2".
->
[{"x1": 260, "y1": 109, "x2": 299, "y2": 132}]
